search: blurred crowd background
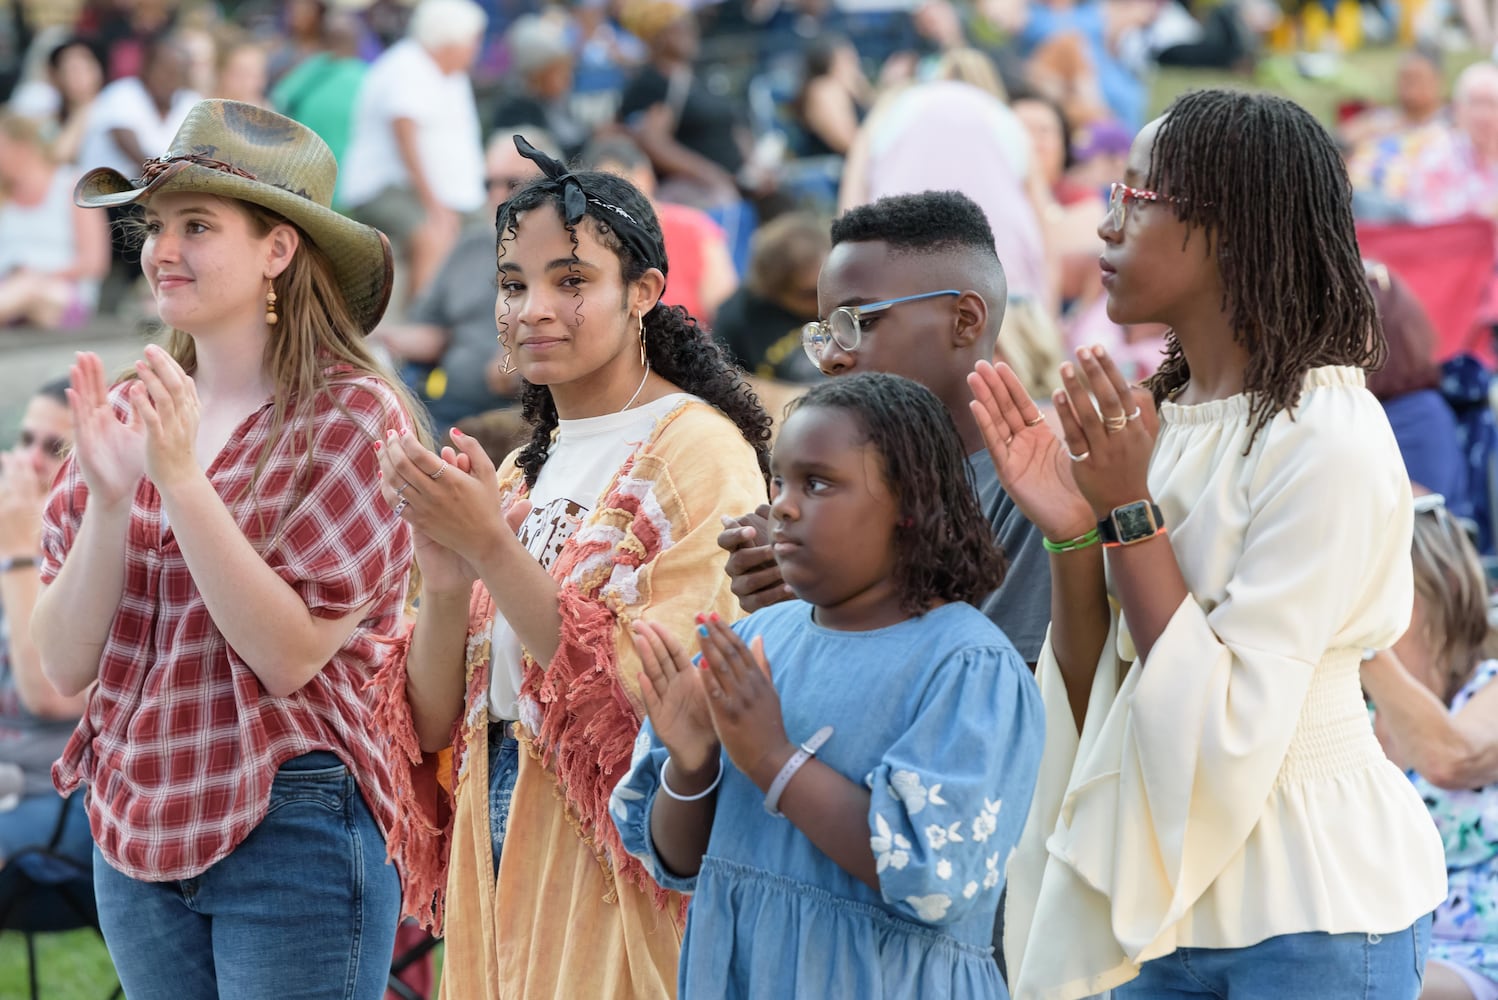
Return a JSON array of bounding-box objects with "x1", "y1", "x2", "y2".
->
[{"x1": 3, "y1": 0, "x2": 1498, "y2": 536}]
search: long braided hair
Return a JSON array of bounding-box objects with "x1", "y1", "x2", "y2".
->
[
  {"x1": 495, "y1": 170, "x2": 772, "y2": 487},
  {"x1": 1141, "y1": 89, "x2": 1381, "y2": 444}
]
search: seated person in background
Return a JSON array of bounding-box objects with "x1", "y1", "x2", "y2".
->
[
  {"x1": 0, "y1": 114, "x2": 110, "y2": 330},
  {"x1": 579, "y1": 134, "x2": 738, "y2": 325},
  {"x1": 1364, "y1": 261, "x2": 1471, "y2": 522},
  {"x1": 367, "y1": 128, "x2": 553, "y2": 428},
  {"x1": 1353, "y1": 61, "x2": 1498, "y2": 225},
  {"x1": 617, "y1": 0, "x2": 750, "y2": 209},
  {"x1": 1363, "y1": 494, "x2": 1498, "y2": 1000},
  {"x1": 1341, "y1": 45, "x2": 1447, "y2": 153},
  {"x1": 492, "y1": 13, "x2": 591, "y2": 159},
  {"x1": 269, "y1": 10, "x2": 367, "y2": 199},
  {"x1": 789, "y1": 35, "x2": 870, "y2": 159},
  {"x1": 339, "y1": 0, "x2": 487, "y2": 301},
  {"x1": 8, "y1": 36, "x2": 105, "y2": 166},
  {"x1": 0, "y1": 379, "x2": 89, "y2": 874},
  {"x1": 713, "y1": 210, "x2": 829, "y2": 386},
  {"x1": 210, "y1": 32, "x2": 270, "y2": 109}
]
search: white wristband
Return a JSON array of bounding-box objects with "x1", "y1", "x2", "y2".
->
[
  {"x1": 660, "y1": 757, "x2": 723, "y2": 802},
  {"x1": 764, "y1": 725, "x2": 834, "y2": 817}
]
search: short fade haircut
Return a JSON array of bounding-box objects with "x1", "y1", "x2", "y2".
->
[{"x1": 829, "y1": 190, "x2": 999, "y2": 262}]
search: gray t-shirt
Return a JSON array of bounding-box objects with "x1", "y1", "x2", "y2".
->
[
  {"x1": 967, "y1": 450, "x2": 1051, "y2": 664},
  {"x1": 407, "y1": 224, "x2": 515, "y2": 425},
  {"x1": 0, "y1": 606, "x2": 76, "y2": 798}
]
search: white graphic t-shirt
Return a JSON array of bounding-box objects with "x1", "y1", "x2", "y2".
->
[{"x1": 488, "y1": 393, "x2": 694, "y2": 722}]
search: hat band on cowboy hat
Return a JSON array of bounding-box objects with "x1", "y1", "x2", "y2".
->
[{"x1": 74, "y1": 99, "x2": 394, "y2": 334}]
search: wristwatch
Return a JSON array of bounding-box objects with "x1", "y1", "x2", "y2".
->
[{"x1": 1097, "y1": 501, "x2": 1165, "y2": 547}]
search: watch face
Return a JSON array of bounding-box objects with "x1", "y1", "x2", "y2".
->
[{"x1": 1112, "y1": 502, "x2": 1158, "y2": 543}]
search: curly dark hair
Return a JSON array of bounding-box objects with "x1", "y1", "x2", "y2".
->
[
  {"x1": 787, "y1": 372, "x2": 1006, "y2": 614},
  {"x1": 1141, "y1": 89, "x2": 1381, "y2": 445},
  {"x1": 495, "y1": 170, "x2": 772, "y2": 487},
  {"x1": 830, "y1": 190, "x2": 1000, "y2": 261}
]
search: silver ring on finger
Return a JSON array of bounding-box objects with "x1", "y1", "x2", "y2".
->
[
  {"x1": 1068, "y1": 449, "x2": 1091, "y2": 462},
  {"x1": 1125, "y1": 406, "x2": 1142, "y2": 421},
  {"x1": 429, "y1": 462, "x2": 447, "y2": 481},
  {"x1": 393, "y1": 498, "x2": 410, "y2": 517},
  {"x1": 395, "y1": 481, "x2": 411, "y2": 497}
]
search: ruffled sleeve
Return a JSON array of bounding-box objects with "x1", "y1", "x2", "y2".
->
[
  {"x1": 866, "y1": 643, "x2": 1044, "y2": 927},
  {"x1": 520, "y1": 403, "x2": 767, "y2": 905},
  {"x1": 1010, "y1": 382, "x2": 1419, "y2": 998},
  {"x1": 611, "y1": 721, "x2": 709, "y2": 895}
]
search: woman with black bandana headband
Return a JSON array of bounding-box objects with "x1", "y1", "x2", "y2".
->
[{"x1": 374, "y1": 136, "x2": 771, "y2": 999}]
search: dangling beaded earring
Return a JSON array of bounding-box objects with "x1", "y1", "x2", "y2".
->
[
  {"x1": 264, "y1": 282, "x2": 278, "y2": 326},
  {"x1": 637, "y1": 313, "x2": 647, "y2": 368},
  {"x1": 497, "y1": 331, "x2": 517, "y2": 374}
]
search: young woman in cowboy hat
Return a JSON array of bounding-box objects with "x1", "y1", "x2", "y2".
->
[
  {"x1": 375, "y1": 136, "x2": 771, "y2": 999},
  {"x1": 31, "y1": 99, "x2": 425, "y2": 1000}
]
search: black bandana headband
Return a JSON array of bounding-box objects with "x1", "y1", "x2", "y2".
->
[{"x1": 508, "y1": 135, "x2": 669, "y2": 278}]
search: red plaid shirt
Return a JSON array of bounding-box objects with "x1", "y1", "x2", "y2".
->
[{"x1": 41, "y1": 371, "x2": 414, "y2": 881}]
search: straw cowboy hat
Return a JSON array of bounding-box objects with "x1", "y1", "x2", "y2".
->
[{"x1": 75, "y1": 99, "x2": 393, "y2": 333}]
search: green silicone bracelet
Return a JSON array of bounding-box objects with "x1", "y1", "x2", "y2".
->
[{"x1": 1042, "y1": 528, "x2": 1101, "y2": 554}]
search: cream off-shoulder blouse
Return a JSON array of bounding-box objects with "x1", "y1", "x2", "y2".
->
[{"x1": 1004, "y1": 366, "x2": 1448, "y2": 1000}]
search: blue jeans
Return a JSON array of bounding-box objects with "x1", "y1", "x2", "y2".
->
[
  {"x1": 488, "y1": 723, "x2": 519, "y2": 875},
  {"x1": 92, "y1": 751, "x2": 401, "y2": 1000},
  {"x1": 1115, "y1": 915, "x2": 1431, "y2": 999}
]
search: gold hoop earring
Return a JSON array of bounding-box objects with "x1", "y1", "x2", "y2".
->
[
  {"x1": 264, "y1": 281, "x2": 278, "y2": 326},
  {"x1": 637, "y1": 313, "x2": 647, "y2": 368},
  {"x1": 497, "y1": 331, "x2": 516, "y2": 374}
]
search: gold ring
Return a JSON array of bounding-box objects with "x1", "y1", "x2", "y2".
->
[
  {"x1": 1026, "y1": 414, "x2": 1045, "y2": 427},
  {"x1": 1103, "y1": 414, "x2": 1128, "y2": 433}
]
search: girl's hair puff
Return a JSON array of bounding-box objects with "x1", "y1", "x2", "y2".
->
[
  {"x1": 1141, "y1": 89, "x2": 1381, "y2": 445},
  {"x1": 787, "y1": 372, "x2": 1006, "y2": 614},
  {"x1": 495, "y1": 169, "x2": 772, "y2": 487}
]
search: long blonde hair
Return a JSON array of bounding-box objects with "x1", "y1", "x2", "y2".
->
[
  {"x1": 1411, "y1": 502, "x2": 1496, "y2": 703},
  {"x1": 995, "y1": 295, "x2": 1065, "y2": 399},
  {"x1": 143, "y1": 197, "x2": 430, "y2": 535}
]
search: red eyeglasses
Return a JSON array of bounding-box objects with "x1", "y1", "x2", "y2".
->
[{"x1": 1106, "y1": 182, "x2": 1177, "y2": 230}]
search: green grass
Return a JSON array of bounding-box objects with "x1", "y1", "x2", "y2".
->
[
  {"x1": 1148, "y1": 45, "x2": 1488, "y2": 123},
  {"x1": 0, "y1": 928, "x2": 118, "y2": 999}
]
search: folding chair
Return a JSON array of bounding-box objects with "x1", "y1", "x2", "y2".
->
[
  {"x1": 1356, "y1": 217, "x2": 1498, "y2": 367},
  {"x1": 0, "y1": 794, "x2": 119, "y2": 1000},
  {"x1": 387, "y1": 919, "x2": 441, "y2": 1000}
]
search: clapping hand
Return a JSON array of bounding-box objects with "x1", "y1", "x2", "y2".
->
[
  {"x1": 66, "y1": 352, "x2": 146, "y2": 510},
  {"x1": 696, "y1": 614, "x2": 790, "y2": 788},
  {"x1": 633, "y1": 619, "x2": 718, "y2": 774}
]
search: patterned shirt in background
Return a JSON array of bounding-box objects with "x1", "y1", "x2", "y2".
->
[
  {"x1": 1410, "y1": 659, "x2": 1498, "y2": 987},
  {"x1": 40, "y1": 371, "x2": 414, "y2": 882},
  {"x1": 1351, "y1": 123, "x2": 1498, "y2": 225}
]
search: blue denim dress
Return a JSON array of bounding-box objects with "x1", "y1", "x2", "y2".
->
[{"x1": 612, "y1": 600, "x2": 1045, "y2": 999}]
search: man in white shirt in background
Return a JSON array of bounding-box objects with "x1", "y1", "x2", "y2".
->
[
  {"x1": 340, "y1": 0, "x2": 487, "y2": 305},
  {"x1": 78, "y1": 35, "x2": 200, "y2": 313}
]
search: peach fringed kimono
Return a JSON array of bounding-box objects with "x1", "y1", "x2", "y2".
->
[{"x1": 374, "y1": 400, "x2": 767, "y2": 1000}]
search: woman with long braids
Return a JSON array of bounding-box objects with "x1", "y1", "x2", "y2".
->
[
  {"x1": 970, "y1": 89, "x2": 1447, "y2": 999},
  {"x1": 377, "y1": 137, "x2": 771, "y2": 998}
]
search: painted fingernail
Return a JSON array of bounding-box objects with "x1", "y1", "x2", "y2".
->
[
  {"x1": 373, "y1": 441, "x2": 382, "y2": 451},
  {"x1": 695, "y1": 613, "x2": 706, "y2": 624},
  {"x1": 691, "y1": 654, "x2": 703, "y2": 668},
  {"x1": 451, "y1": 427, "x2": 464, "y2": 438},
  {"x1": 709, "y1": 612, "x2": 720, "y2": 623},
  {"x1": 696, "y1": 624, "x2": 710, "y2": 637}
]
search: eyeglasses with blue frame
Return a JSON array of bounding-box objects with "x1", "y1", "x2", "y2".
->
[{"x1": 801, "y1": 289, "x2": 963, "y2": 365}]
